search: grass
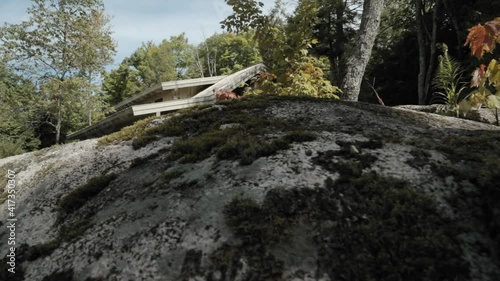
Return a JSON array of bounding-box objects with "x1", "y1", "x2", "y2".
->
[
  {"x1": 97, "y1": 116, "x2": 156, "y2": 146},
  {"x1": 58, "y1": 174, "x2": 117, "y2": 214}
]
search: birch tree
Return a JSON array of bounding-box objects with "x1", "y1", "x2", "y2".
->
[{"x1": 341, "y1": 0, "x2": 385, "y2": 101}]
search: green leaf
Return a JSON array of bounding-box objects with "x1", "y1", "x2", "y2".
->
[{"x1": 487, "y1": 93, "x2": 500, "y2": 109}]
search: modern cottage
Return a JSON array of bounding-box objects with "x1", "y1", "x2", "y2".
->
[{"x1": 68, "y1": 63, "x2": 266, "y2": 140}]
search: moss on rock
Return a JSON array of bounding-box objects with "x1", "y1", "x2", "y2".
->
[
  {"x1": 58, "y1": 174, "x2": 117, "y2": 214},
  {"x1": 220, "y1": 153, "x2": 470, "y2": 280}
]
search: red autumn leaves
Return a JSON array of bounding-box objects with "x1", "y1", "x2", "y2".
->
[{"x1": 465, "y1": 17, "x2": 500, "y2": 60}]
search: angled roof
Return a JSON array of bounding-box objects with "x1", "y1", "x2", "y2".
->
[
  {"x1": 195, "y1": 63, "x2": 266, "y2": 98},
  {"x1": 68, "y1": 64, "x2": 266, "y2": 140},
  {"x1": 114, "y1": 75, "x2": 226, "y2": 111}
]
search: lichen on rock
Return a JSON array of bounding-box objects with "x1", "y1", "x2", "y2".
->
[{"x1": 0, "y1": 95, "x2": 499, "y2": 281}]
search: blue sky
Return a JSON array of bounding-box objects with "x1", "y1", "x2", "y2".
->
[{"x1": 0, "y1": 0, "x2": 297, "y2": 69}]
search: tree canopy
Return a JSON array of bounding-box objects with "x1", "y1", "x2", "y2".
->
[
  {"x1": 0, "y1": 0, "x2": 116, "y2": 144},
  {"x1": 1, "y1": 0, "x2": 499, "y2": 157}
]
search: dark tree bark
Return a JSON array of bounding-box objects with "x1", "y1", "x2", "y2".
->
[
  {"x1": 342, "y1": 0, "x2": 384, "y2": 101},
  {"x1": 415, "y1": 0, "x2": 427, "y2": 105},
  {"x1": 415, "y1": 0, "x2": 440, "y2": 105},
  {"x1": 424, "y1": 0, "x2": 440, "y2": 103}
]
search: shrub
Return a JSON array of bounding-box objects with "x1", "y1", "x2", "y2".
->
[
  {"x1": 431, "y1": 43, "x2": 465, "y2": 116},
  {"x1": 97, "y1": 117, "x2": 156, "y2": 146},
  {"x1": 0, "y1": 137, "x2": 25, "y2": 159},
  {"x1": 463, "y1": 18, "x2": 500, "y2": 123}
]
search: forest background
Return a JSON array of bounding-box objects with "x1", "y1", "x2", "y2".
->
[{"x1": 0, "y1": 0, "x2": 498, "y2": 158}]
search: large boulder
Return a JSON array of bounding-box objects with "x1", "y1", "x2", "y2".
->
[{"x1": 1, "y1": 95, "x2": 499, "y2": 281}]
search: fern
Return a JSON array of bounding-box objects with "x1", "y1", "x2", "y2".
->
[{"x1": 431, "y1": 44, "x2": 466, "y2": 116}]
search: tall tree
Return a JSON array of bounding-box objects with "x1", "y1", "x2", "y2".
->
[
  {"x1": 0, "y1": 60, "x2": 39, "y2": 157},
  {"x1": 341, "y1": 0, "x2": 385, "y2": 101},
  {"x1": 197, "y1": 32, "x2": 262, "y2": 77},
  {"x1": 414, "y1": 0, "x2": 441, "y2": 105},
  {"x1": 102, "y1": 34, "x2": 198, "y2": 105},
  {"x1": 310, "y1": 0, "x2": 362, "y2": 85},
  {"x1": 0, "y1": 0, "x2": 115, "y2": 144},
  {"x1": 222, "y1": 0, "x2": 341, "y2": 98}
]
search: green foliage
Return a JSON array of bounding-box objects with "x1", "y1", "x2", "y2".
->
[
  {"x1": 0, "y1": 61, "x2": 40, "y2": 152},
  {"x1": 459, "y1": 18, "x2": 500, "y2": 122},
  {"x1": 97, "y1": 116, "x2": 156, "y2": 146},
  {"x1": 103, "y1": 31, "x2": 262, "y2": 105},
  {"x1": 58, "y1": 174, "x2": 117, "y2": 214},
  {"x1": 169, "y1": 129, "x2": 233, "y2": 163},
  {"x1": 0, "y1": 0, "x2": 116, "y2": 144},
  {"x1": 221, "y1": 0, "x2": 341, "y2": 98},
  {"x1": 431, "y1": 44, "x2": 466, "y2": 116},
  {"x1": 308, "y1": 0, "x2": 362, "y2": 85},
  {"x1": 197, "y1": 31, "x2": 262, "y2": 76},
  {"x1": 101, "y1": 62, "x2": 143, "y2": 105},
  {"x1": 102, "y1": 34, "x2": 197, "y2": 105},
  {"x1": 0, "y1": 137, "x2": 26, "y2": 159},
  {"x1": 130, "y1": 96, "x2": 318, "y2": 165}
]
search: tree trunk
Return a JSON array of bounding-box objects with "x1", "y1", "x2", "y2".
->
[
  {"x1": 341, "y1": 0, "x2": 384, "y2": 101},
  {"x1": 88, "y1": 96, "x2": 93, "y2": 126},
  {"x1": 415, "y1": 0, "x2": 427, "y2": 105},
  {"x1": 56, "y1": 95, "x2": 62, "y2": 144},
  {"x1": 415, "y1": 0, "x2": 441, "y2": 104},
  {"x1": 442, "y1": 0, "x2": 462, "y2": 58},
  {"x1": 330, "y1": 0, "x2": 347, "y2": 86},
  {"x1": 423, "y1": 0, "x2": 440, "y2": 103}
]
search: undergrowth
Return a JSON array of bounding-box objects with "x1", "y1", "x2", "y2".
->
[
  {"x1": 97, "y1": 116, "x2": 156, "y2": 146},
  {"x1": 130, "y1": 95, "x2": 319, "y2": 165}
]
